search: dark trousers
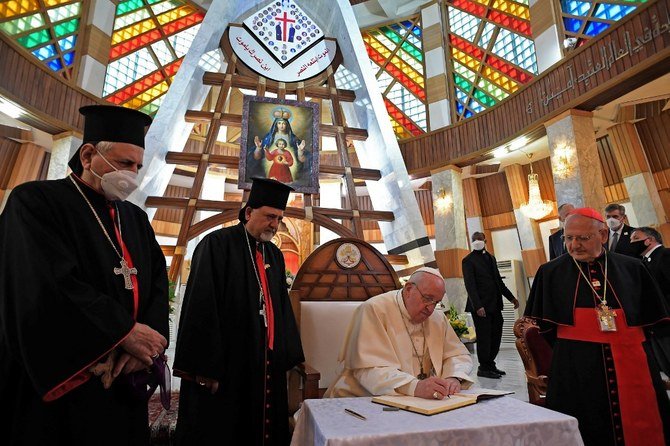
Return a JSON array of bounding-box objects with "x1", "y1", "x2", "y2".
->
[{"x1": 472, "y1": 310, "x2": 504, "y2": 370}]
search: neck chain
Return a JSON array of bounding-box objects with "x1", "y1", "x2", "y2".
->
[
  {"x1": 69, "y1": 176, "x2": 137, "y2": 290},
  {"x1": 395, "y1": 289, "x2": 428, "y2": 380},
  {"x1": 244, "y1": 228, "x2": 268, "y2": 328},
  {"x1": 572, "y1": 252, "x2": 609, "y2": 306}
]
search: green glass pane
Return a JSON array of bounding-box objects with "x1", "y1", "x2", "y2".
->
[
  {"x1": 453, "y1": 73, "x2": 472, "y2": 91},
  {"x1": 0, "y1": 12, "x2": 44, "y2": 35},
  {"x1": 116, "y1": 0, "x2": 145, "y2": 15},
  {"x1": 17, "y1": 29, "x2": 50, "y2": 48},
  {"x1": 401, "y1": 41, "x2": 422, "y2": 61},
  {"x1": 473, "y1": 89, "x2": 496, "y2": 107},
  {"x1": 53, "y1": 18, "x2": 79, "y2": 37}
]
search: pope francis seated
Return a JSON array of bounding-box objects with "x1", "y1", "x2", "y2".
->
[{"x1": 324, "y1": 267, "x2": 474, "y2": 400}]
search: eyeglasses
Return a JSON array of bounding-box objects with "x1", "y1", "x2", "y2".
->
[
  {"x1": 561, "y1": 234, "x2": 596, "y2": 243},
  {"x1": 409, "y1": 282, "x2": 446, "y2": 310}
]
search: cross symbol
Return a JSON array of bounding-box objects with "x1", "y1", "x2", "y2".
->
[
  {"x1": 275, "y1": 11, "x2": 295, "y2": 42},
  {"x1": 114, "y1": 258, "x2": 137, "y2": 290}
]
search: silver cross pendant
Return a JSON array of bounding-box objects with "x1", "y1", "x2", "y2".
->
[{"x1": 114, "y1": 258, "x2": 137, "y2": 290}]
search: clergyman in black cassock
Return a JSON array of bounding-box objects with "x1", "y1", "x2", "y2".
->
[
  {"x1": 0, "y1": 105, "x2": 169, "y2": 445},
  {"x1": 462, "y1": 232, "x2": 518, "y2": 378},
  {"x1": 173, "y1": 178, "x2": 304, "y2": 446},
  {"x1": 525, "y1": 208, "x2": 670, "y2": 446},
  {"x1": 548, "y1": 203, "x2": 574, "y2": 260}
]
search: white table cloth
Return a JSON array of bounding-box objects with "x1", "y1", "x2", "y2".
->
[{"x1": 291, "y1": 396, "x2": 584, "y2": 446}]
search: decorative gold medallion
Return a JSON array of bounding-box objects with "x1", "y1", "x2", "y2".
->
[
  {"x1": 596, "y1": 303, "x2": 617, "y2": 332},
  {"x1": 335, "y1": 243, "x2": 362, "y2": 269}
]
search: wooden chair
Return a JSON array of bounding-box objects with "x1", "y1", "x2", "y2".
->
[
  {"x1": 513, "y1": 316, "x2": 552, "y2": 406},
  {"x1": 287, "y1": 238, "x2": 400, "y2": 413}
]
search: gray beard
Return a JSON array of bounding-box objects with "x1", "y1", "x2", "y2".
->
[{"x1": 259, "y1": 231, "x2": 274, "y2": 242}]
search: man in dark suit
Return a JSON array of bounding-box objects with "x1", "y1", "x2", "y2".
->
[
  {"x1": 630, "y1": 227, "x2": 670, "y2": 379},
  {"x1": 462, "y1": 232, "x2": 519, "y2": 379},
  {"x1": 548, "y1": 203, "x2": 574, "y2": 260},
  {"x1": 605, "y1": 203, "x2": 637, "y2": 257}
]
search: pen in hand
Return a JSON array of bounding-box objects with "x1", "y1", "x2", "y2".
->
[{"x1": 344, "y1": 408, "x2": 367, "y2": 420}]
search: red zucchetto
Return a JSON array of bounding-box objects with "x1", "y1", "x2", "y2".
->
[{"x1": 566, "y1": 207, "x2": 605, "y2": 223}]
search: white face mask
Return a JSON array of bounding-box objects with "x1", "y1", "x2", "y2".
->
[
  {"x1": 91, "y1": 150, "x2": 139, "y2": 201},
  {"x1": 472, "y1": 240, "x2": 486, "y2": 251},
  {"x1": 606, "y1": 217, "x2": 621, "y2": 230}
]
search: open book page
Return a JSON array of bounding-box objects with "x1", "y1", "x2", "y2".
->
[{"x1": 371, "y1": 389, "x2": 514, "y2": 416}]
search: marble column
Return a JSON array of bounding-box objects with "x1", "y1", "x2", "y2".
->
[
  {"x1": 431, "y1": 166, "x2": 469, "y2": 312},
  {"x1": 48, "y1": 132, "x2": 82, "y2": 180},
  {"x1": 607, "y1": 122, "x2": 666, "y2": 226},
  {"x1": 545, "y1": 109, "x2": 605, "y2": 211},
  {"x1": 503, "y1": 163, "x2": 547, "y2": 278},
  {"x1": 76, "y1": 0, "x2": 115, "y2": 96},
  {"x1": 421, "y1": 2, "x2": 451, "y2": 130}
]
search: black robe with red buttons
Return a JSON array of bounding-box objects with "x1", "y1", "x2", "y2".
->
[
  {"x1": 0, "y1": 177, "x2": 169, "y2": 445},
  {"x1": 525, "y1": 252, "x2": 670, "y2": 446},
  {"x1": 173, "y1": 222, "x2": 304, "y2": 446}
]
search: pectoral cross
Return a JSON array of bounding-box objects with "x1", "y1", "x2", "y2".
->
[
  {"x1": 114, "y1": 258, "x2": 137, "y2": 290},
  {"x1": 259, "y1": 292, "x2": 268, "y2": 327}
]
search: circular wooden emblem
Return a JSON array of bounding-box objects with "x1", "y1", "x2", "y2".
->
[{"x1": 335, "y1": 243, "x2": 361, "y2": 269}]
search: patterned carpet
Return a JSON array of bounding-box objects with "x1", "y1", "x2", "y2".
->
[{"x1": 148, "y1": 392, "x2": 179, "y2": 446}]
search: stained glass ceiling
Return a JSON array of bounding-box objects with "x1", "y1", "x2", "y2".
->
[
  {"x1": 0, "y1": 0, "x2": 82, "y2": 81},
  {"x1": 561, "y1": 0, "x2": 649, "y2": 47}
]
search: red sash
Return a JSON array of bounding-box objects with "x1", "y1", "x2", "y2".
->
[
  {"x1": 256, "y1": 249, "x2": 275, "y2": 350},
  {"x1": 558, "y1": 308, "x2": 665, "y2": 446}
]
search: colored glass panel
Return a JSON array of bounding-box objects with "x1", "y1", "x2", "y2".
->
[
  {"x1": 448, "y1": 6, "x2": 481, "y2": 43},
  {"x1": 561, "y1": 1, "x2": 648, "y2": 44},
  {"x1": 0, "y1": 1, "x2": 82, "y2": 79},
  {"x1": 363, "y1": 16, "x2": 426, "y2": 139},
  {"x1": 103, "y1": 1, "x2": 203, "y2": 114}
]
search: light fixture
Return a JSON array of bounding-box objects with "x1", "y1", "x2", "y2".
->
[
  {"x1": 435, "y1": 188, "x2": 453, "y2": 212},
  {"x1": 552, "y1": 143, "x2": 573, "y2": 179},
  {"x1": 519, "y1": 153, "x2": 553, "y2": 220}
]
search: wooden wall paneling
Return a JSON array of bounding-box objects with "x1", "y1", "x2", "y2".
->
[
  {"x1": 521, "y1": 248, "x2": 547, "y2": 277},
  {"x1": 434, "y1": 248, "x2": 469, "y2": 278},
  {"x1": 504, "y1": 164, "x2": 529, "y2": 209},
  {"x1": 636, "y1": 110, "x2": 670, "y2": 173},
  {"x1": 462, "y1": 177, "x2": 481, "y2": 218},
  {"x1": 7, "y1": 143, "x2": 46, "y2": 188},
  {"x1": 607, "y1": 123, "x2": 647, "y2": 177},
  {"x1": 481, "y1": 211, "x2": 517, "y2": 230},
  {"x1": 597, "y1": 135, "x2": 624, "y2": 186},
  {"x1": 0, "y1": 138, "x2": 21, "y2": 189},
  {"x1": 477, "y1": 172, "x2": 514, "y2": 217}
]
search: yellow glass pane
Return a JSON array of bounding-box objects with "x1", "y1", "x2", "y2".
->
[
  {"x1": 492, "y1": 0, "x2": 530, "y2": 20},
  {"x1": 482, "y1": 66, "x2": 517, "y2": 92},
  {"x1": 125, "y1": 81, "x2": 169, "y2": 109},
  {"x1": 0, "y1": 0, "x2": 39, "y2": 19},
  {"x1": 451, "y1": 48, "x2": 481, "y2": 72},
  {"x1": 43, "y1": 0, "x2": 71, "y2": 6},
  {"x1": 112, "y1": 18, "x2": 156, "y2": 44},
  {"x1": 156, "y1": 5, "x2": 192, "y2": 26},
  {"x1": 390, "y1": 56, "x2": 424, "y2": 87}
]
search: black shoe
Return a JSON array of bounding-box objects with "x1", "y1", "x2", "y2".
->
[
  {"x1": 493, "y1": 368, "x2": 506, "y2": 375},
  {"x1": 477, "y1": 370, "x2": 502, "y2": 379}
]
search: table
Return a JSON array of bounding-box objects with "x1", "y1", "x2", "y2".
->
[{"x1": 291, "y1": 396, "x2": 584, "y2": 446}]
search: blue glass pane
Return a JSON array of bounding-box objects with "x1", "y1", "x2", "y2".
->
[
  {"x1": 401, "y1": 20, "x2": 412, "y2": 28},
  {"x1": 561, "y1": 0, "x2": 591, "y2": 16},
  {"x1": 411, "y1": 26, "x2": 421, "y2": 37},
  {"x1": 48, "y1": 58, "x2": 63, "y2": 71},
  {"x1": 58, "y1": 35, "x2": 76, "y2": 51},
  {"x1": 456, "y1": 101, "x2": 464, "y2": 114},
  {"x1": 32, "y1": 45, "x2": 57, "y2": 60},
  {"x1": 464, "y1": 110, "x2": 473, "y2": 118},
  {"x1": 563, "y1": 17, "x2": 583, "y2": 33},
  {"x1": 584, "y1": 21, "x2": 610, "y2": 36},
  {"x1": 593, "y1": 4, "x2": 636, "y2": 21},
  {"x1": 468, "y1": 99, "x2": 485, "y2": 113},
  {"x1": 63, "y1": 51, "x2": 74, "y2": 66}
]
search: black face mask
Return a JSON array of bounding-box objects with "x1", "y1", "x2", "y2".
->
[{"x1": 629, "y1": 239, "x2": 648, "y2": 257}]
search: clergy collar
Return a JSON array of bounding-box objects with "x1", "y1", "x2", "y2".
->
[
  {"x1": 397, "y1": 289, "x2": 413, "y2": 322},
  {"x1": 645, "y1": 244, "x2": 662, "y2": 259},
  {"x1": 574, "y1": 249, "x2": 607, "y2": 266}
]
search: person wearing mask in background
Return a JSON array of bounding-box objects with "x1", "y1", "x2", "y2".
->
[
  {"x1": 604, "y1": 203, "x2": 637, "y2": 257},
  {"x1": 548, "y1": 203, "x2": 575, "y2": 260},
  {"x1": 462, "y1": 232, "x2": 519, "y2": 379},
  {"x1": 0, "y1": 105, "x2": 169, "y2": 445},
  {"x1": 630, "y1": 227, "x2": 670, "y2": 382}
]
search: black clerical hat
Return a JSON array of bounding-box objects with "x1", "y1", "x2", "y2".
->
[
  {"x1": 239, "y1": 177, "x2": 294, "y2": 222},
  {"x1": 68, "y1": 105, "x2": 152, "y2": 175}
]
